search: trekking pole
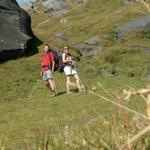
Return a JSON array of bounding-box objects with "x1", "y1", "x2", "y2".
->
[
  {"x1": 78, "y1": 76, "x2": 86, "y2": 92},
  {"x1": 28, "y1": 78, "x2": 41, "y2": 100}
]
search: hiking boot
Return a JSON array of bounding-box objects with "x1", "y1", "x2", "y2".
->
[
  {"x1": 67, "y1": 91, "x2": 72, "y2": 94},
  {"x1": 79, "y1": 88, "x2": 86, "y2": 93},
  {"x1": 51, "y1": 92, "x2": 57, "y2": 98},
  {"x1": 82, "y1": 88, "x2": 87, "y2": 93},
  {"x1": 81, "y1": 85, "x2": 86, "y2": 93},
  {"x1": 79, "y1": 89, "x2": 84, "y2": 93}
]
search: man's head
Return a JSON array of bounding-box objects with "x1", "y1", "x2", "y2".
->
[{"x1": 43, "y1": 44, "x2": 50, "y2": 53}]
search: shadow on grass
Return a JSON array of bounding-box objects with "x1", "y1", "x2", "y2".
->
[{"x1": 57, "y1": 89, "x2": 79, "y2": 97}]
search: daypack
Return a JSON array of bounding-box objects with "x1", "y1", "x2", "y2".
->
[
  {"x1": 57, "y1": 51, "x2": 65, "y2": 72},
  {"x1": 48, "y1": 48, "x2": 59, "y2": 71},
  {"x1": 48, "y1": 49, "x2": 65, "y2": 72}
]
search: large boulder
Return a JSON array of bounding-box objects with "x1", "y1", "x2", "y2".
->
[
  {"x1": 116, "y1": 15, "x2": 150, "y2": 39},
  {"x1": 0, "y1": 0, "x2": 37, "y2": 62}
]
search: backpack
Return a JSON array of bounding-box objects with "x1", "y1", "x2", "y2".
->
[
  {"x1": 48, "y1": 49, "x2": 65, "y2": 72},
  {"x1": 57, "y1": 51, "x2": 65, "y2": 72},
  {"x1": 48, "y1": 48, "x2": 59, "y2": 71}
]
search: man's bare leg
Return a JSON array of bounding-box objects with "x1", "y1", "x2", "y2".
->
[
  {"x1": 48, "y1": 79, "x2": 56, "y2": 97},
  {"x1": 43, "y1": 80, "x2": 52, "y2": 91},
  {"x1": 52, "y1": 79, "x2": 57, "y2": 94}
]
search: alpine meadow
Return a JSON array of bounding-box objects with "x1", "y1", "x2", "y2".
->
[{"x1": 0, "y1": 0, "x2": 150, "y2": 149}]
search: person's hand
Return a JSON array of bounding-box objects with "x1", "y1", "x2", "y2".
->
[
  {"x1": 72, "y1": 60, "x2": 75, "y2": 64},
  {"x1": 40, "y1": 71, "x2": 43, "y2": 77},
  {"x1": 51, "y1": 70, "x2": 54, "y2": 74}
]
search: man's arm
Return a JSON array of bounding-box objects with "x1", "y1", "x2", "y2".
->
[{"x1": 51, "y1": 60, "x2": 55, "y2": 73}]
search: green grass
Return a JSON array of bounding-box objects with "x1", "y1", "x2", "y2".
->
[{"x1": 0, "y1": 0, "x2": 150, "y2": 149}]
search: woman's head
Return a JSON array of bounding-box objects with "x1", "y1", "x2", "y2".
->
[{"x1": 64, "y1": 45, "x2": 69, "y2": 52}]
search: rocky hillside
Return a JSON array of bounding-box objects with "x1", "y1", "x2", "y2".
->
[
  {"x1": 28, "y1": 0, "x2": 150, "y2": 80},
  {"x1": 0, "y1": 0, "x2": 150, "y2": 149}
]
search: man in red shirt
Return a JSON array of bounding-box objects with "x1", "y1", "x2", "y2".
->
[{"x1": 41, "y1": 44, "x2": 57, "y2": 97}]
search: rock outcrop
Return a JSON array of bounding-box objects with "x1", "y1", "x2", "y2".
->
[
  {"x1": 0, "y1": 0, "x2": 37, "y2": 62},
  {"x1": 116, "y1": 15, "x2": 150, "y2": 39},
  {"x1": 74, "y1": 36, "x2": 102, "y2": 57}
]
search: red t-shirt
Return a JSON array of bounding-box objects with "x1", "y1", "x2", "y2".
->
[{"x1": 41, "y1": 52, "x2": 54, "y2": 71}]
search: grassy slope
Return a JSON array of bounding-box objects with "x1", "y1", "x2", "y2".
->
[{"x1": 0, "y1": 0, "x2": 150, "y2": 149}]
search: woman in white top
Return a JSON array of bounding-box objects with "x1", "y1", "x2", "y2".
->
[{"x1": 62, "y1": 45, "x2": 86, "y2": 94}]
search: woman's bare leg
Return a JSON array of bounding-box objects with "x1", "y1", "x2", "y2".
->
[
  {"x1": 73, "y1": 74, "x2": 82, "y2": 92},
  {"x1": 66, "y1": 76, "x2": 72, "y2": 94}
]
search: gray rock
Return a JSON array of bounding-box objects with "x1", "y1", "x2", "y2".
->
[
  {"x1": 122, "y1": 0, "x2": 136, "y2": 5},
  {"x1": 19, "y1": 2, "x2": 38, "y2": 13},
  {"x1": 147, "y1": 68, "x2": 150, "y2": 80},
  {"x1": 147, "y1": 74, "x2": 150, "y2": 81},
  {"x1": 77, "y1": 46, "x2": 101, "y2": 57},
  {"x1": 19, "y1": 2, "x2": 32, "y2": 10},
  {"x1": 60, "y1": 17, "x2": 68, "y2": 24},
  {"x1": 117, "y1": 15, "x2": 150, "y2": 39},
  {"x1": 74, "y1": 36, "x2": 102, "y2": 57},
  {"x1": 0, "y1": 0, "x2": 37, "y2": 62},
  {"x1": 144, "y1": 48, "x2": 150, "y2": 55},
  {"x1": 52, "y1": 9, "x2": 69, "y2": 16},
  {"x1": 54, "y1": 33, "x2": 68, "y2": 41},
  {"x1": 84, "y1": 36, "x2": 100, "y2": 45},
  {"x1": 43, "y1": 0, "x2": 69, "y2": 12},
  {"x1": 76, "y1": 0, "x2": 88, "y2": 5}
]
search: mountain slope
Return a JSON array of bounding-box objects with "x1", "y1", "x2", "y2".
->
[{"x1": 0, "y1": 0, "x2": 150, "y2": 149}]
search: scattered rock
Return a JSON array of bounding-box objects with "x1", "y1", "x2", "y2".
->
[
  {"x1": 0, "y1": 0, "x2": 38, "y2": 62},
  {"x1": 84, "y1": 36, "x2": 100, "y2": 45},
  {"x1": 147, "y1": 69, "x2": 150, "y2": 81},
  {"x1": 144, "y1": 48, "x2": 150, "y2": 55},
  {"x1": 43, "y1": 0, "x2": 69, "y2": 12},
  {"x1": 19, "y1": 2, "x2": 38, "y2": 12},
  {"x1": 60, "y1": 17, "x2": 68, "y2": 24},
  {"x1": 116, "y1": 15, "x2": 150, "y2": 39},
  {"x1": 76, "y1": 0, "x2": 88, "y2": 5},
  {"x1": 74, "y1": 36, "x2": 102, "y2": 57},
  {"x1": 78, "y1": 46, "x2": 102, "y2": 57},
  {"x1": 52, "y1": 9, "x2": 70, "y2": 16},
  {"x1": 122, "y1": 0, "x2": 136, "y2": 5},
  {"x1": 128, "y1": 72, "x2": 136, "y2": 78},
  {"x1": 54, "y1": 33, "x2": 68, "y2": 41},
  {"x1": 147, "y1": 75, "x2": 150, "y2": 81}
]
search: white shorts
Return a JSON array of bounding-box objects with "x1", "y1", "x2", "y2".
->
[{"x1": 64, "y1": 66, "x2": 77, "y2": 76}]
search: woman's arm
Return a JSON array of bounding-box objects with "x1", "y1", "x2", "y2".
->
[{"x1": 62, "y1": 53, "x2": 73, "y2": 63}]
